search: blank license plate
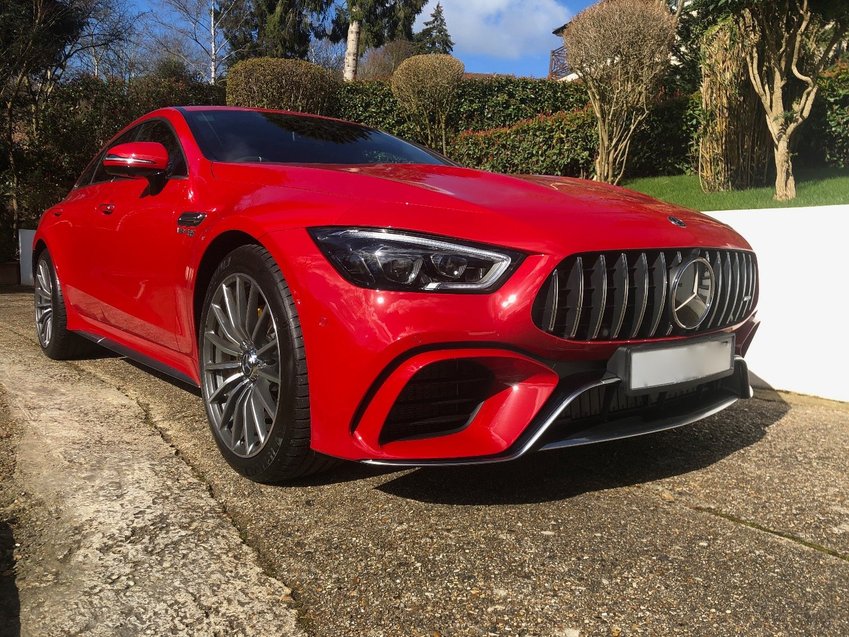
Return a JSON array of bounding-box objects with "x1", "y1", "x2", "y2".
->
[{"x1": 627, "y1": 336, "x2": 734, "y2": 392}]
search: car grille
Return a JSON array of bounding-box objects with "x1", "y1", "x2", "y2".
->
[
  {"x1": 380, "y1": 360, "x2": 495, "y2": 444},
  {"x1": 532, "y1": 248, "x2": 758, "y2": 341}
]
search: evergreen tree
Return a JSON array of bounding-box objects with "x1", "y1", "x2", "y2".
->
[
  {"x1": 416, "y1": 2, "x2": 453, "y2": 54},
  {"x1": 324, "y1": 0, "x2": 427, "y2": 80},
  {"x1": 221, "y1": 0, "x2": 331, "y2": 62}
]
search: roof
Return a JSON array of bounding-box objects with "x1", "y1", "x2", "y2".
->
[{"x1": 552, "y1": 22, "x2": 570, "y2": 37}]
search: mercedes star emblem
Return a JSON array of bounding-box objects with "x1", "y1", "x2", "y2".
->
[{"x1": 670, "y1": 257, "x2": 715, "y2": 329}]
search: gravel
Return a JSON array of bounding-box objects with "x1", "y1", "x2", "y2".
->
[{"x1": 0, "y1": 289, "x2": 847, "y2": 636}]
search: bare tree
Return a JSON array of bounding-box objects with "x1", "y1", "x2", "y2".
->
[
  {"x1": 153, "y1": 0, "x2": 249, "y2": 84},
  {"x1": 359, "y1": 39, "x2": 415, "y2": 79},
  {"x1": 732, "y1": 0, "x2": 849, "y2": 200},
  {"x1": 308, "y1": 38, "x2": 346, "y2": 76},
  {"x1": 564, "y1": 0, "x2": 676, "y2": 184}
]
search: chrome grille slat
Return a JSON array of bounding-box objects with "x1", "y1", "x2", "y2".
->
[
  {"x1": 646, "y1": 251, "x2": 668, "y2": 338},
  {"x1": 610, "y1": 254, "x2": 629, "y2": 339},
  {"x1": 587, "y1": 254, "x2": 607, "y2": 340},
  {"x1": 533, "y1": 248, "x2": 758, "y2": 342},
  {"x1": 629, "y1": 253, "x2": 649, "y2": 339}
]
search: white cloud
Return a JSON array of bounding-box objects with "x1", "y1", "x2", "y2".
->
[{"x1": 416, "y1": 0, "x2": 571, "y2": 60}]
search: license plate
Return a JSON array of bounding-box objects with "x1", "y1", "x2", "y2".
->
[{"x1": 622, "y1": 335, "x2": 735, "y2": 392}]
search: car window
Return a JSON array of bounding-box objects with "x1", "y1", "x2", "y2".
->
[
  {"x1": 182, "y1": 109, "x2": 449, "y2": 166},
  {"x1": 135, "y1": 119, "x2": 188, "y2": 177},
  {"x1": 85, "y1": 126, "x2": 141, "y2": 186}
]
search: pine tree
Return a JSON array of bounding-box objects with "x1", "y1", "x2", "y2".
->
[{"x1": 416, "y1": 3, "x2": 453, "y2": 54}]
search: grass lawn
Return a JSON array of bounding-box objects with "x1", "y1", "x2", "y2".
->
[{"x1": 624, "y1": 167, "x2": 849, "y2": 211}]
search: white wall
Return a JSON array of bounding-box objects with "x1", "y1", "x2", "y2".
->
[{"x1": 706, "y1": 205, "x2": 848, "y2": 403}]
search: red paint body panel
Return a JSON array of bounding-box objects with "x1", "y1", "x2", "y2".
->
[{"x1": 35, "y1": 107, "x2": 759, "y2": 462}]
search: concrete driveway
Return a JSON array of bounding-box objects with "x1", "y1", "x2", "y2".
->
[{"x1": 0, "y1": 288, "x2": 847, "y2": 636}]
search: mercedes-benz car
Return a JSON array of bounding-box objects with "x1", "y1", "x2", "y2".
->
[{"x1": 33, "y1": 107, "x2": 759, "y2": 482}]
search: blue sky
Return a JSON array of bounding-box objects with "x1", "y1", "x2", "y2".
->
[{"x1": 415, "y1": 0, "x2": 595, "y2": 78}]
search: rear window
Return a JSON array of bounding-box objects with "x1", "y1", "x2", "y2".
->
[{"x1": 181, "y1": 109, "x2": 449, "y2": 166}]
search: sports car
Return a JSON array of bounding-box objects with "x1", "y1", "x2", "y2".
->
[{"x1": 33, "y1": 106, "x2": 759, "y2": 482}]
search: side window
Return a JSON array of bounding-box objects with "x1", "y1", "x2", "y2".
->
[
  {"x1": 136, "y1": 120, "x2": 188, "y2": 177},
  {"x1": 90, "y1": 126, "x2": 141, "y2": 185}
]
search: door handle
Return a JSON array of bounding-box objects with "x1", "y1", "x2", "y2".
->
[{"x1": 98, "y1": 203, "x2": 115, "y2": 215}]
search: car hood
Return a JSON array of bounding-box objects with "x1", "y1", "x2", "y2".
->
[{"x1": 211, "y1": 162, "x2": 750, "y2": 254}]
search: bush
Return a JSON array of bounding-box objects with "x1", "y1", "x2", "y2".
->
[
  {"x1": 336, "y1": 81, "x2": 417, "y2": 138},
  {"x1": 628, "y1": 93, "x2": 701, "y2": 177},
  {"x1": 336, "y1": 76, "x2": 589, "y2": 141},
  {"x1": 809, "y1": 62, "x2": 849, "y2": 168},
  {"x1": 391, "y1": 54, "x2": 465, "y2": 153},
  {"x1": 449, "y1": 108, "x2": 597, "y2": 177},
  {"x1": 453, "y1": 77, "x2": 588, "y2": 132},
  {"x1": 226, "y1": 58, "x2": 339, "y2": 115}
]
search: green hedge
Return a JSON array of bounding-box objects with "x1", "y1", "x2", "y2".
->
[
  {"x1": 335, "y1": 76, "x2": 589, "y2": 141},
  {"x1": 227, "y1": 58, "x2": 339, "y2": 115},
  {"x1": 811, "y1": 62, "x2": 849, "y2": 168},
  {"x1": 628, "y1": 93, "x2": 701, "y2": 177},
  {"x1": 449, "y1": 108, "x2": 597, "y2": 177},
  {"x1": 16, "y1": 76, "x2": 225, "y2": 229}
]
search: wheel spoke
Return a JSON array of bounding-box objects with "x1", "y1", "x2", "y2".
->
[
  {"x1": 253, "y1": 380, "x2": 277, "y2": 417},
  {"x1": 205, "y1": 360, "x2": 240, "y2": 372},
  {"x1": 255, "y1": 336, "x2": 278, "y2": 357},
  {"x1": 245, "y1": 283, "x2": 259, "y2": 335},
  {"x1": 222, "y1": 283, "x2": 248, "y2": 343},
  {"x1": 251, "y1": 306, "x2": 270, "y2": 343},
  {"x1": 211, "y1": 303, "x2": 242, "y2": 347},
  {"x1": 219, "y1": 379, "x2": 251, "y2": 433},
  {"x1": 204, "y1": 331, "x2": 241, "y2": 357},
  {"x1": 248, "y1": 390, "x2": 268, "y2": 445},
  {"x1": 257, "y1": 369, "x2": 279, "y2": 384},
  {"x1": 208, "y1": 372, "x2": 245, "y2": 405}
]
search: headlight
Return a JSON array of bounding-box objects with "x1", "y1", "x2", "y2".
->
[{"x1": 309, "y1": 228, "x2": 523, "y2": 293}]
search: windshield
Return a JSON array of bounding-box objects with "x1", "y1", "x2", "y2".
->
[{"x1": 181, "y1": 109, "x2": 449, "y2": 166}]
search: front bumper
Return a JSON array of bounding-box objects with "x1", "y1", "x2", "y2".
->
[{"x1": 262, "y1": 228, "x2": 758, "y2": 463}]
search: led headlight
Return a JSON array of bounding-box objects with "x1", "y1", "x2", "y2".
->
[{"x1": 309, "y1": 228, "x2": 523, "y2": 292}]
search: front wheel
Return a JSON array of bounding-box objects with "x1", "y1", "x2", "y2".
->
[{"x1": 199, "y1": 245, "x2": 335, "y2": 482}]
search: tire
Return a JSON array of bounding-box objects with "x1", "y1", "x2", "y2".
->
[
  {"x1": 34, "y1": 251, "x2": 98, "y2": 360},
  {"x1": 199, "y1": 244, "x2": 336, "y2": 482}
]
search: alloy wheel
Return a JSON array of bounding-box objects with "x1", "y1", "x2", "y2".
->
[
  {"x1": 201, "y1": 274, "x2": 282, "y2": 458},
  {"x1": 34, "y1": 258, "x2": 54, "y2": 347}
]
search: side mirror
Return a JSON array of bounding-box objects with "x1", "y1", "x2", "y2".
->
[{"x1": 103, "y1": 142, "x2": 169, "y2": 179}]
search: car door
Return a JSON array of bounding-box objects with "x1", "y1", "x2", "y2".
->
[
  {"x1": 58, "y1": 125, "x2": 143, "y2": 322},
  {"x1": 90, "y1": 119, "x2": 192, "y2": 349}
]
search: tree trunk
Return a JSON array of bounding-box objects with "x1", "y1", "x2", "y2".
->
[
  {"x1": 343, "y1": 14, "x2": 361, "y2": 82},
  {"x1": 210, "y1": 1, "x2": 217, "y2": 84},
  {"x1": 773, "y1": 136, "x2": 796, "y2": 201}
]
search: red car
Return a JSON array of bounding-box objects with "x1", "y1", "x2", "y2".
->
[{"x1": 33, "y1": 107, "x2": 759, "y2": 482}]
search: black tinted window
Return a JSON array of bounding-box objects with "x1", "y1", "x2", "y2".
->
[
  {"x1": 88, "y1": 126, "x2": 140, "y2": 185},
  {"x1": 182, "y1": 109, "x2": 448, "y2": 166},
  {"x1": 136, "y1": 119, "x2": 188, "y2": 177}
]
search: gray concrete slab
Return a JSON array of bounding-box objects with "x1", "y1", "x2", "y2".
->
[{"x1": 0, "y1": 289, "x2": 847, "y2": 636}]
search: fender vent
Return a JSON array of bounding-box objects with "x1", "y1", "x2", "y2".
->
[{"x1": 380, "y1": 360, "x2": 495, "y2": 445}]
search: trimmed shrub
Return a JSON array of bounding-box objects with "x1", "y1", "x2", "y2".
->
[
  {"x1": 449, "y1": 108, "x2": 597, "y2": 177},
  {"x1": 391, "y1": 54, "x2": 465, "y2": 153},
  {"x1": 226, "y1": 58, "x2": 339, "y2": 115}
]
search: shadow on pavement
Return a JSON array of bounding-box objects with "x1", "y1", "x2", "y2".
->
[
  {"x1": 376, "y1": 388, "x2": 790, "y2": 505},
  {"x1": 0, "y1": 521, "x2": 19, "y2": 637}
]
